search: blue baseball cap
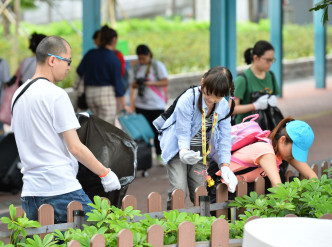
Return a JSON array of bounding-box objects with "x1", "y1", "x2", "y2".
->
[{"x1": 286, "y1": 120, "x2": 314, "y2": 163}]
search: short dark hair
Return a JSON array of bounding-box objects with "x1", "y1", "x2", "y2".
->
[
  {"x1": 244, "y1": 40, "x2": 274, "y2": 65},
  {"x1": 136, "y1": 44, "x2": 151, "y2": 56},
  {"x1": 29, "y1": 32, "x2": 47, "y2": 53},
  {"x1": 36, "y1": 36, "x2": 70, "y2": 64},
  {"x1": 98, "y1": 25, "x2": 118, "y2": 48},
  {"x1": 92, "y1": 30, "x2": 100, "y2": 40}
]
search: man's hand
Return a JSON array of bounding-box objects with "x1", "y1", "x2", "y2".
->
[{"x1": 100, "y1": 169, "x2": 121, "y2": 192}]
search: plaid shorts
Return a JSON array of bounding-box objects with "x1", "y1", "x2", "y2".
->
[{"x1": 85, "y1": 85, "x2": 117, "y2": 124}]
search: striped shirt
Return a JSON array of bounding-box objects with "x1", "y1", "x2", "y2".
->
[{"x1": 190, "y1": 112, "x2": 214, "y2": 147}]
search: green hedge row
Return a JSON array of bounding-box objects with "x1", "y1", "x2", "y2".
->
[{"x1": 1, "y1": 17, "x2": 331, "y2": 88}]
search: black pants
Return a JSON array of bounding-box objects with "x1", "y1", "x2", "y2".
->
[{"x1": 135, "y1": 107, "x2": 164, "y2": 156}]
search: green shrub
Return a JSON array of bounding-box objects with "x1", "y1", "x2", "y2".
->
[{"x1": 1, "y1": 17, "x2": 332, "y2": 88}]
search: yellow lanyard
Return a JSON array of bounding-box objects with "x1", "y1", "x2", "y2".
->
[
  {"x1": 202, "y1": 108, "x2": 218, "y2": 187},
  {"x1": 201, "y1": 108, "x2": 218, "y2": 165}
]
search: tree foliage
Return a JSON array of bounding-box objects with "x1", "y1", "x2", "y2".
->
[{"x1": 309, "y1": 0, "x2": 332, "y2": 25}]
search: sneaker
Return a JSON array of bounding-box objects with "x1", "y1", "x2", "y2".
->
[{"x1": 157, "y1": 155, "x2": 166, "y2": 166}]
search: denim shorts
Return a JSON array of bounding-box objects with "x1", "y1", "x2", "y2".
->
[{"x1": 21, "y1": 189, "x2": 93, "y2": 224}]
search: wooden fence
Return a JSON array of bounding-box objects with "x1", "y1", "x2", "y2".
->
[{"x1": 0, "y1": 161, "x2": 330, "y2": 246}]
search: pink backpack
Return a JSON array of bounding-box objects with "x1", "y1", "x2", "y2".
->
[
  {"x1": 215, "y1": 114, "x2": 272, "y2": 183},
  {"x1": 231, "y1": 114, "x2": 270, "y2": 152}
]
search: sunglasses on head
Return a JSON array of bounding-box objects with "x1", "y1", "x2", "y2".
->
[{"x1": 47, "y1": 53, "x2": 72, "y2": 66}]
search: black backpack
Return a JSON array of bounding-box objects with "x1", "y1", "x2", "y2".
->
[{"x1": 155, "y1": 86, "x2": 197, "y2": 135}]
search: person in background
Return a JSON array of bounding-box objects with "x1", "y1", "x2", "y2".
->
[
  {"x1": 153, "y1": 66, "x2": 237, "y2": 209},
  {"x1": 0, "y1": 57, "x2": 11, "y2": 139},
  {"x1": 233, "y1": 40, "x2": 280, "y2": 124},
  {"x1": 107, "y1": 27, "x2": 128, "y2": 112},
  {"x1": 77, "y1": 25, "x2": 131, "y2": 124},
  {"x1": 130, "y1": 44, "x2": 169, "y2": 165},
  {"x1": 21, "y1": 33, "x2": 47, "y2": 84},
  {"x1": 11, "y1": 36, "x2": 121, "y2": 224}
]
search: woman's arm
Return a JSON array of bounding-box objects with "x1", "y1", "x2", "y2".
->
[
  {"x1": 258, "y1": 153, "x2": 282, "y2": 187},
  {"x1": 145, "y1": 78, "x2": 169, "y2": 87},
  {"x1": 233, "y1": 97, "x2": 256, "y2": 115},
  {"x1": 130, "y1": 84, "x2": 136, "y2": 111},
  {"x1": 289, "y1": 159, "x2": 318, "y2": 179}
]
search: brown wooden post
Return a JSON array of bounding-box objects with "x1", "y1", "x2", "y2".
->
[
  {"x1": 320, "y1": 214, "x2": 332, "y2": 220},
  {"x1": 67, "y1": 201, "x2": 83, "y2": 223},
  {"x1": 147, "y1": 224, "x2": 164, "y2": 247},
  {"x1": 177, "y1": 221, "x2": 195, "y2": 247},
  {"x1": 254, "y1": 177, "x2": 265, "y2": 196},
  {"x1": 121, "y1": 195, "x2": 137, "y2": 210},
  {"x1": 236, "y1": 180, "x2": 247, "y2": 218},
  {"x1": 171, "y1": 189, "x2": 185, "y2": 210},
  {"x1": 299, "y1": 173, "x2": 305, "y2": 181},
  {"x1": 38, "y1": 204, "x2": 54, "y2": 240},
  {"x1": 285, "y1": 214, "x2": 297, "y2": 217},
  {"x1": 117, "y1": 229, "x2": 133, "y2": 247},
  {"x1": 321, "y1": 161, "x2": 329, "y2": 177},
  {"x1": 194, "y1": 186, "x2": 208, "y2": 206},
  {"x1": 67, "y1": 240, "x2": 80, "y2": 247},
  {"x1": 91, "y1": 234, "x2": 105, "y2": 247},
  {"x1": 285, "y1": 170, "x2": 295, "y2": 182},
  {"x1": 312, "y1": 164, "x2": 319, "y2": 178},
  {"x1": 147, "y1": 192, "x2": 162, "y2": 213},
  {"x1": 101, "y1": 197, "x2": 111, "y2": 205},
  {"x1": 211, "y1": 218, "x2": 229, "y2": 247},
  {"x1": 246, "y1": 215, "x2": 260, "y2": 223},
  {"x1": 216, "y1": 183, "x2": 228, "y2": 218},
  {"x1": 14, "y1": 206, "x2": 25, "y2": 219}
]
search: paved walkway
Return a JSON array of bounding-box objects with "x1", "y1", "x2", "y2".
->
[{"x1": 0, "y1": 76, "x2": 331, "y2": 218}]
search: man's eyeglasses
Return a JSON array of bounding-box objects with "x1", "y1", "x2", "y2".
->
[
  {"x1": 260, "y1": 57, "x2": 276, "y2": 63},
  {"x1": 47, "y1": 53, "x2": 72, "y2": 66}
]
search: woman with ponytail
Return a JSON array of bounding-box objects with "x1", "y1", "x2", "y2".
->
[
  {"x1": 154, "y1": 66, "x2": 237, "y2": 209},
  {"x1": 233, "y1": 40, "x2": 280, "y2": 125}
]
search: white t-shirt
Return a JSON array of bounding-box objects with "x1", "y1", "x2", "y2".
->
[
  {"x1": 130, "y1": 60, "x2": 168, "y2": 110},
  {"x1": 11, "y1": 78, "x2": 82, "y2": 197}
]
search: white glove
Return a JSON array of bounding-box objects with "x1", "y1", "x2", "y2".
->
[
  {"x1": 268, "y1": 95, "x2": 278, "y2": 107},
  {"x1": 100, "y1": 169, "x2": 121, "y2": 192},
  {"x1": 220, "y1": 166, "x2": 238, "y2": 193},
  {"x1": 179, "y1": 149, "x2": 203, "y2": 165},
  {"x1": 253, "y1": 94, "x2": 269, "y2": 111}
]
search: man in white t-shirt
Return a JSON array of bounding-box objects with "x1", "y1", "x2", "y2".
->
[{"x1": 11, "y1": 36, "x2": 120, "y2": 224}]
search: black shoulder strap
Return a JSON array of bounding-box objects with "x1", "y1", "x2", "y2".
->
[
  {"x1": 237, "y1": 72, "x2": 249, "y2": 104},
  {"x1": 269, "y1": 70, "x2": 276, "y2": 94},
  {"x1": 11, "y1": 77, "x2": 49, "y2": 114}
]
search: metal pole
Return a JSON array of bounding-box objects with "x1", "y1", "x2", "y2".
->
[
  {"x1": 210, "y1": 0, "x2": 237, "y2": 78},
  {"x1": 73, "y1": 210, "x2": 85, "y2": 230},
  {"x1": 269, "y1": 0, "x2": 283, "y2": 97},
  {"x1": 199, "y1": 196, "x2": 211, "y2": 217},
  {"x1": 313, "y1": 0, "x2": 326, "y2": 88}
]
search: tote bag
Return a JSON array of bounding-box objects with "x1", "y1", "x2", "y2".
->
[{"x1": 0, "y1": 69, "x2": 20, "y2": 125}]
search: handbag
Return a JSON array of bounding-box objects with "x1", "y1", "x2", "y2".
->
[
  {"x1": 0, "y1": 68, "x2": 21, "y2": 125},
  {"x1": 118, "y1": 113, "x2": 155, "y2": 143}
]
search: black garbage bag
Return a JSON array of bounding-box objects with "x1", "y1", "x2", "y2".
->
[
  {"x1": 76, "y1": 113, "x2": 137, "y2": 208},
  {"x1": 251, "y1": 92, "x2": 284, "y2": 131}
]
